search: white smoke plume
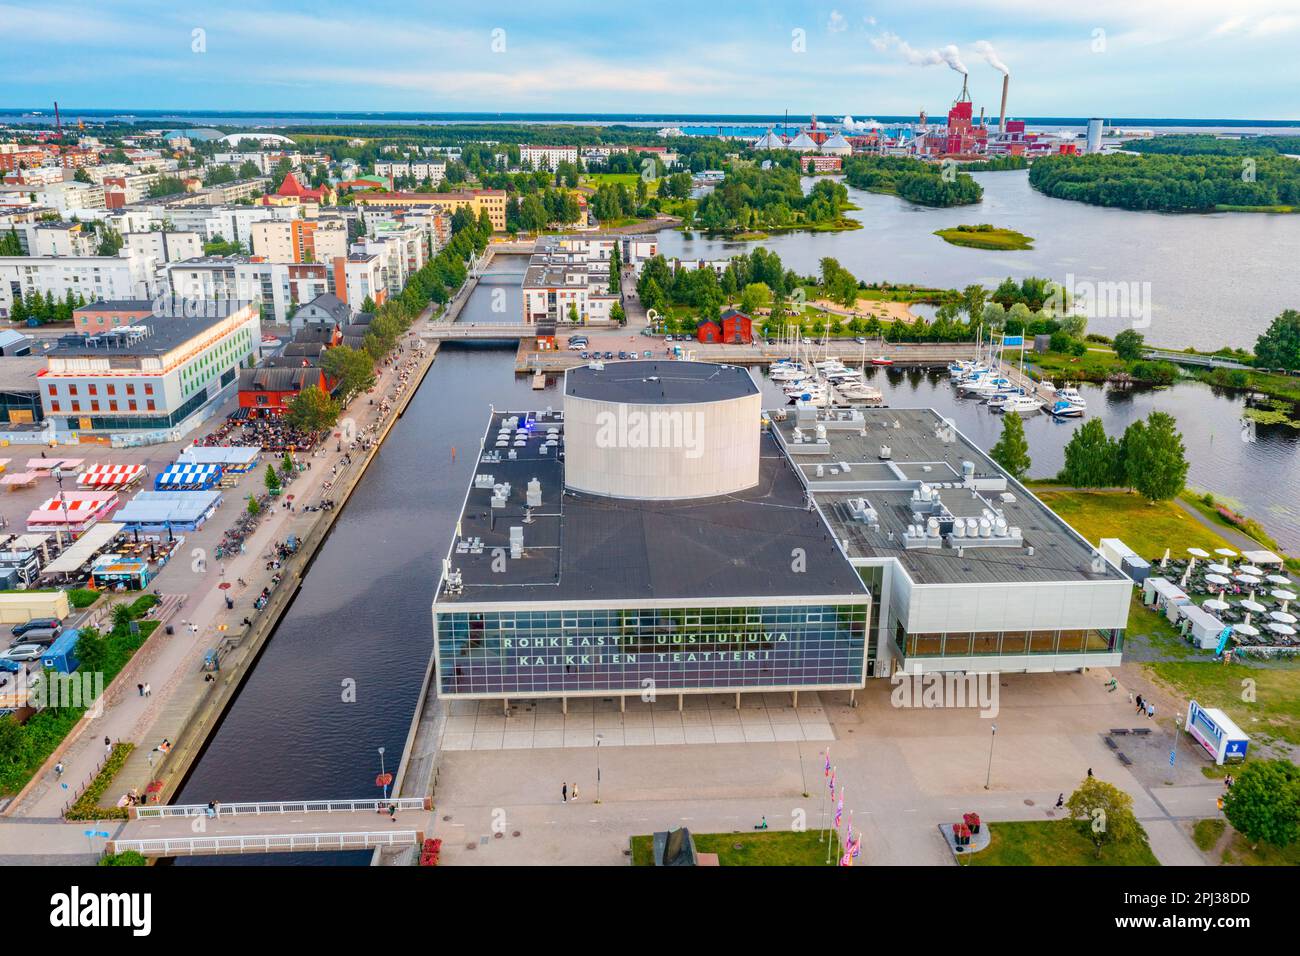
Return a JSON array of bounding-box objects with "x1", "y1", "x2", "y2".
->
[
  {"x1": 973, "y1": 40, "x2": 1011, "y2": 76},
  {"x1": 939, "y1": 44, "x2": 968, "y2": 75}
]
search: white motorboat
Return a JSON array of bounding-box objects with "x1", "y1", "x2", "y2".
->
[
  {"x1": 1000, "y1": 394, "x2": 1044, "y2": 414},
  {"x1": 770, "y1": 362, "x2": 807, "y2": 382},
  {"x1": 788, "y1": 383, "x2": 830, "y2": 406}
]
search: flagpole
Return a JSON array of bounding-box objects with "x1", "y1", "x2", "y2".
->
[{"x1": 826, "y1": 786, "x2": 843, "y2": 865}]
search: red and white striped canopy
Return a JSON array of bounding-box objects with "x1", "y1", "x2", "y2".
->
[
  {"x1": 27, "y1": 491, "x2": 119, "y2": 525},
  {"x1": 78, "y1": 464, "x2": 147, "y2": 488}
]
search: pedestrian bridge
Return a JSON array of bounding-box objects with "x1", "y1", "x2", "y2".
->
[
  {"x1": 424, "y1": 323, "x2": 532, "y2": 340},
  {"x1": 111, "y1": 797, "x2": 431, "y2": 857}
]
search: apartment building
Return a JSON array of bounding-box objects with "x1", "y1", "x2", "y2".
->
[
  {"x1": 373, "y1": 161, "x2": 447, "y2": 184},
  {"x1": 354, "y1": 189, "x2": 506, "y2": 231},
  {"x1": 27, "y1": 222, "x2": 98, "y2": 257},
  {"x1": 124, "y1": 231, "x2": 203, "y2": 265},
  {"x1": 250, "y1": 218, "x2": 348, "y2": 264},
  {"x1": 519, "y1": 145, "x2": 579, "y2": 170},
  {"x1": 0, "y1": 251, "x2": 158, "y2": 319}
]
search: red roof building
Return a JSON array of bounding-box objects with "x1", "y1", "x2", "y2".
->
[
  {"x1": 695, "y1": 320, "x2": 721, "y2": 344},
  {"x1": 262, "y1": 171, "x2": 332, "y2": 205}
]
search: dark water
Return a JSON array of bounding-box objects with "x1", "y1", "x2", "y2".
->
[{"x1": 656, "y1": 172, "x2": 1300, "y2": 351}]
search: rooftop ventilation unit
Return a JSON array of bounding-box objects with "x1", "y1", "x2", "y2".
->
[
  {"x1": 509, "y1": 526, "x2": 524, "y2": 559},
  {"x1": 847, "y1": 497, "x2": 879, "y2": 528},
  {"x1": 526, "y1": 478, "x2": 542, "y2": 508}
]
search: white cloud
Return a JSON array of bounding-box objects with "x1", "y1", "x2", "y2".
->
[{"x1": 828, "y1": 10, "x2": 848, "y2": 33}]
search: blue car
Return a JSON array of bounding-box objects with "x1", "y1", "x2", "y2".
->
[{"x1": 579, "y1": 351, "x2": 589, "y2": 359}]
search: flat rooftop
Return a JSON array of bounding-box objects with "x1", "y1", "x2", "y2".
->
[
  {"x1": 436, "y1": 410, "x2": 866, "y2": 606},
  {"x1": 771, "y1": 406, "x2": 1125, "y2": 586},
  {"x1": 565, "y1": 360, "x2": 759, "y2": 406},
  {"x1": 49, "y1": 300, "x2": 251, "y2": 358}
]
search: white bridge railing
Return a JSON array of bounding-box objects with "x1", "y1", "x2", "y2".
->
[
  {"x1": 110, "y1": 830, "x2": 422, "y2": 857},
  {"x1": 133, "y1": 797, "x2": 428, "y2": 819}
]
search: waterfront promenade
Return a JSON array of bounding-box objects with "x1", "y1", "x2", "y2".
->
[{"x1": 3, "y1": 318, "x2": 440, "y2": 827}]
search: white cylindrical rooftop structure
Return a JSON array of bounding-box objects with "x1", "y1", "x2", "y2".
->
[{"x1": 563, "y1": 361, "x2": 761, "y2": 500}]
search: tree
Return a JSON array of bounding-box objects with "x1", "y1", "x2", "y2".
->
[
  {"x1": 990, "y1": 412, "x2": 1031, "y2": 479},
  {"x1": 321, "y1": 345, "x2": 376, "y2": 403},
  {"x1": 740, "y1": 282, "x2": 772, "y2": 317},
  {"x1": 1066, "y1": 777, "x2": 1143, "y2": 859},
  {"x1": 1253, "y1": 309, "x2": 1300, "y2": 372},
  {"x1": 110, "y1": 602, "x2": 134, "y2": 633},
  {"x1": 1123, "y1": 411, "x2": 1188, "y2": 502},
  {"x1": 264, "y1": 463, "x2": 281, "y2": 494},
  {"x1": 1222, "y1": 758, "x2": 1300, "y2": 848},
  {"x1": 247, "y1": 495, "x2": 261, "y2": 516},
  {"x1": 280, "y1": 452, "x2": 296, "y2": 478},
  {"x1": 71, "y1": 626, "x2": 110, "y2": 676},
  {"x1": 567, "y1": 302, "x2": 580, "y2": 324},
  {"x1": 285, "y1": 388, "x2": 340, "y2": 432},
  {"x1": 608, "y1": 241, "x2": 622, "y2": 294},
  {"x1": 1059, "y1": 418, "x2": 1121, "y2": 487},
  {"x1": 609, "y1": 303, "x2": 626, "y2": 326},
  {"x1": 1113, "y1": 328, "x2": 1145, "y2": 362}
]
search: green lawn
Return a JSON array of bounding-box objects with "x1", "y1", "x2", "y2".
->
[
  {"x1": 1192, "y1": 817, "x2": 1226, "y2": 852},
  {"x1": 934, "y1": 225, "x2": 1034, "y2": 250},
  {"x1": 1127, "y1": 594, "x2": 1201, "y2": 660},
  {"x1": 1146, "y1": 660, "x2": 1300, "y2": 746},
  {"x1": 580, "y1": 173, "x2": 658, "y2": 195},
  {"x1": 1219, "y1": 829, "x2": 1300, "y2": 865},
  {"x1": 631, "y1": 830, "x2": 836, "y2": 866},
  {"x1": 1037, "y1": 490, "x2": 1234, "y2": 558},
  {"x1": 963, "y1": 820, "x2": 1160, "y2": 866}
]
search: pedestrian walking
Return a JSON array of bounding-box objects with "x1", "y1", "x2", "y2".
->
[
  {"x1": 1054, "y1": 792, "x2": 1064, "y2": 808},
  {"x1": 137, "y1": 683, "x2": 144, "y2": 697},
  {"x1": 104, "y1": 735, "x2": 111, "y2": 754},
  {"x1": 1147, "y1": 702, "x2": 1155, "y2": 719},
  {"x1": 54, "y1": 761, "x2": 64, "y2": 779},
  {"x1": 561, "y1": 782, "x2": 568, "y2": 803},
  {"x1": 388, "y1": 803, "x2": 398, "y2": 821},
  {"x1": 144, "y1": 682, "x2": 151, "y2": 697},
  {"x1": 571, "y1": 783, "x2": 579, "y2": 802},
  {"x1": 1135, "y1": 694, "x2": 1145, "y2": 715},
  {"x1": 1087, "y1": 767, "x2": 1093, "y2": 778}
]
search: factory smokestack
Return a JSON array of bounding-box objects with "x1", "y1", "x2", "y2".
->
[
  {"x1": 979, "y1": 106, "x2": 985, "y2": 127},
  {"x1": 999, "y1": 74, "x2": 1009, "y2": 133}
]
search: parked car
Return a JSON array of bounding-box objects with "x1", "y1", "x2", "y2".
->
[
  {"x1": 642, "y1": 350, "x2": 652, "y2": 358},
  {"x1": 664, "y1": 335, "x2": 674, "y2": 342},
  {"x1": 855, "y1": 336, "x2": 867, "y2": 345},
  {"x1": 11, "y1": 618, "x2": 60, "y2": 638},
  {"x1": 1, "y1": 644, "x2": 45, "y2": 664},
  {"x1": 618, "y1": 351, "x2": 628, "y2": 360},
  {"x1": 579, "y1": 351, "x2": 590, "y2": 359},
  {"x1": 10, "y1": 628, "x2": 58, "y2": 648},
  {"x1": 802, "y1": 337, "x2": 812, "y2": 345},
  {"x1": 603, "y1": 351, "x2": 614, "y2": 360}
]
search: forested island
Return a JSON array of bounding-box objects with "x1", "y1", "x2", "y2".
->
[
  {"x1": 843, "y1": 156, "x2": 983, "y2": 207},
  {"x1": 691, "y1": 164, "x2": 856, "y2": 234},
  {"x1": 1029, "y1": 151, "x2": 1300, "y2": 213}
]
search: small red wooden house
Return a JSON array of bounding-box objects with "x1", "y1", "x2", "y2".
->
[{"x1": 719, "y1": 309, "x2": 754, "y2": 344}]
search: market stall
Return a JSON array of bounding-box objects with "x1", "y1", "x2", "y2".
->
[
  {"x1": 25, "y1": 491, "x2": 119, "y2": 535},
  {"x1": 114, "y1": 490, "x2": 223, "y2": 533},
  {"x1": 78, "y1": 463, "x2": 148, "y2": 490},
  {"x1": 154, "y1": 463, "x2": 224, "y2": 491}
]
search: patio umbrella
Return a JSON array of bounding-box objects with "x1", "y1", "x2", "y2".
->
[
  {"x1": 1188, "y1": 547, "x2": 1211, "y2": 559},
  {"x1": 1161, "y1": 548, "x2": 1170, "y2": 568},
  {"x1": 1207, "y1": 563, "x2": 1232, "y2": 574},
  {"x1": 1202, "y1": 599, "x2": 1231, "y2": 612},
  {"x1": 1239, "y1": 564, "x2": 1265, "y2": 575},
  {"x1": 1266, "y1": 574, "x2": 1293, "y2": 586},
  {"x1": 1271, "y1": 589, "x2": 1296, "y2": 614},
  {"x1": 1213, "y1": 548, "x2": 1237, "y2": 558},
  {"x1": 1204, "y1": 574, "x2": 1230, "y2": 586},
  {"x1": 1233, "y1": 622, "x2": 1259, "y2": 637},
  {"x1": 1239, "y1": 599, "x2": 1266, "y2": 614},
  {"x1": 1269, "y1": 610, "x2": 1297, "y2": 624},
  {"x1": 1235, "y1": 573, "x2": 1262, "y2": 585},
  {"x1": 1267, "y1": 622, "x2": 1296, "y2": 636}
]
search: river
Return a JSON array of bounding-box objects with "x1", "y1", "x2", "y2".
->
[{"x1": 655, "y1": 170, "x2": 1300, "y2": 351}]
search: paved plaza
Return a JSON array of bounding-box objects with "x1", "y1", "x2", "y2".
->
[{"x1": 428, "y1": 670, "x2": 1226, "y2": 866}]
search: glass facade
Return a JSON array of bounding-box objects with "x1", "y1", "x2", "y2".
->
[
  {"x1": 436, "y1": 602, "x2": 869, "y2": 696},
  {"x1": 894, "y1": 623, "x2": 1123, "y2": 659}
]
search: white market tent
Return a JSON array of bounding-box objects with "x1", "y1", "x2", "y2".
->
[
  {"x1": 178, "y1": 446, "x2": 260, "y2": 472},
  {"x1": 114, "y1": 490, "x2": 223, "y2": 531},
  {"x1": 39, "y1": 522, "x2": 125, "y2": 576},
  {"x1": 1241, "y1": 549, "x2": 1284, "y2": 566}
]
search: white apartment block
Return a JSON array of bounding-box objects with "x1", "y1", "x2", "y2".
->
[
  {"x1": 519, "y1": 145, "x2": 579, "y2": 170},
  {"x1": 0, "y1": 251, "x2": 159, "y2": 319},
  {"x1": 29, "y1": 181, "x2": 106, "y2": 213},
  {"x1": 125, "y1": 231, "x2": 203, "y2": 265},
  {"x1": 373, "y1": 161, "x2": 447, "y2": 184},
  {"x1": 27, "y1": 222, "x2": 98, "y2": 257}
]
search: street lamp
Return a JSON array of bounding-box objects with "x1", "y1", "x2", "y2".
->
[
  {"x1": 594, "y1": 733, "x2": 603, "y2": 804},
  {"x1": 378, "y1": 746, "x2": 387, "y2": 801},
  {"x1": 984, "y1": 723, "x2": 998, "y2": 790},
  {"x1": 51, "y1": 465, "x2": 73, "y2": 550}
]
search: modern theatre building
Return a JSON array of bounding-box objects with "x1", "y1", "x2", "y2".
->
[{"x1": 431, "y1": 361, "x2": 1131, "y2": 709}]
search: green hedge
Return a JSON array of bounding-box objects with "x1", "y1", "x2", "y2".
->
[
  {"x1": 99, "y1": 850, "x2": 148, "y2": 866},
  {"x1": 65, "y1": 743, "x2": 134, "y2": 820}
]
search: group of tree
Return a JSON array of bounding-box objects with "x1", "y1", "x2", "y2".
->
[
  {"x1": 0, "y1": 226, "x2": 22, "y2": 256},
  {"x1": 1253, "y1": 309, "x2": 1300, "y2": 372},
  {"x1": 1029, "y1": 152, "x2": 1300, "y2": 212},
  {"x1": 1127, "y1": 134, "x2": 1300, "y2": 158},
  {"x1": 1057, "y1": 411, "x2": 1189, "y2": 502},
  {"x1": 1222, "y1": 758, "x2": 1300, "y2": 850},
  {"x1": 843, "y1": 156, "x2": 983, "y2": 207},
  {"x1": 7, "y1": 288, "x2": 87, "y2": 325},
  {"x1": 146, "y1": 176, "x2": 188, "y2": 199},
  {"x1": 693, "y1": 165, "x2": 849, "y2": 232}
]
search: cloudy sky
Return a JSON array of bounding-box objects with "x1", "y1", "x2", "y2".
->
[{"x1": 1, "y1": 0, "x2": 1297, "y2": 118}]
